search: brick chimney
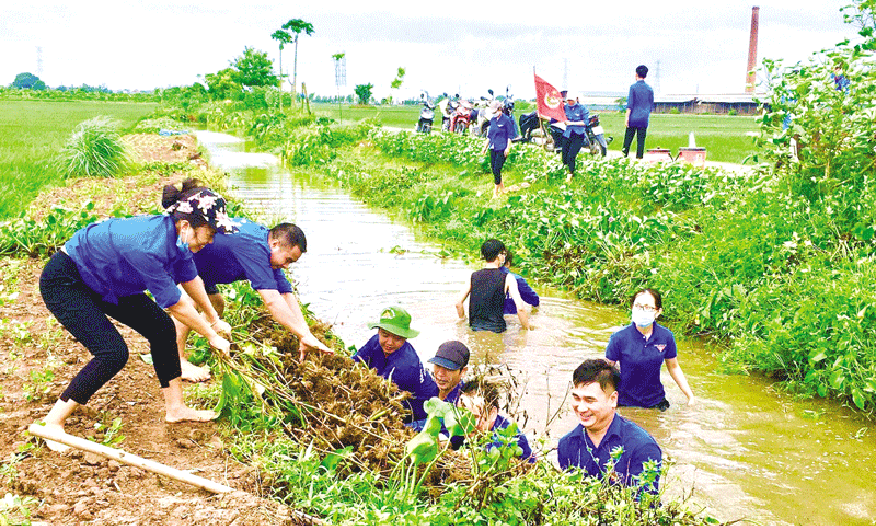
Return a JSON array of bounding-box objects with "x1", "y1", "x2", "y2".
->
[{"x1": 746, "y1": 6, "x2": 760, "y2": 93}]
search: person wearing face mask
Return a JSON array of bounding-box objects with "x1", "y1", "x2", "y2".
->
[
  {"x1": 36, "y1": 180, "x2": 236, "y2": 451},
  {"x1": 353, "y1": 307, "x2": 437, "y2": 422},
  {"x1": 604, "y1": 288, "x2": 695, "y2": 410},
  {"x1": 170, "y1": 184, "x2": 333, "y2": 382}
]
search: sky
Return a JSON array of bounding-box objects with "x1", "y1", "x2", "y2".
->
[{"x1": 1, "y1": 0, "x2": 855, "y2": 101}]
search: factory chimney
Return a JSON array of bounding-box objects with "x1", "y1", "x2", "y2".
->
[{"x1": 746, "y1": 6, "x2": 760, "y2": 93}]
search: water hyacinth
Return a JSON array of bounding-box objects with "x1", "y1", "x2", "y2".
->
[{"x1": 58, "y1": 116, "x2": 131, "y2": 178}]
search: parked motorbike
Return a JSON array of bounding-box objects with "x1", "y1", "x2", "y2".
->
[
  {"x1": 517, "y1": 111, "x2": 539, "y2": 142},
  {"x1": 416, "y1": 100, "x2": 436, "y2": 134},
  {"x1": 452, "y1": 100, "x2": 474, "y2": 134},
  {"x1": 586, "y1": 113, "x2": 612, "y2": 156}
]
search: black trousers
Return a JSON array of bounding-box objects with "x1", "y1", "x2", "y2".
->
[
  {"x1": 39, "y1": 251, "x2": 182, "y2": 404},
  {"x1": 562, "y1": 133, "x2": 588, "y2": 174},
  {"x1": 490, "y1": 149, "x2": 507, "y2": 185},
  {"x1": 622, "y1": 126, "x2": 648, "y2": 159}
]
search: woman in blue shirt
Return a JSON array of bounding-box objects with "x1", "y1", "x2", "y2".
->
[
  {"x1": 605, "y1": 288, "x2": 695, "y2": 410},
  {"x1": 483, "y1": 100, "x2": 515, "y2": 199},
  {"x1": 37, "y1": 179, "x2": 237, "y2": 449}
]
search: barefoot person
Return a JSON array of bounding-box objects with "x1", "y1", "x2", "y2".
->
[
  {"x1": 37, "y1": 183, "x2": 236, "y2": 448},
  {"x1": 173, "y1": 207, "x2": 332, "y2": 381}
]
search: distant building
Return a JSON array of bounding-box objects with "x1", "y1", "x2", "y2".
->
[{"x1": 654, "y1": 93, "x2": 766, "y2": 115}]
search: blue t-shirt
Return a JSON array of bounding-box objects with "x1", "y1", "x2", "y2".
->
[
  {"x1": 64, "y1": 215, "x2": 197, "y2": 308},
  {"x1": 192, "y1": 218, "x2": 292, "y2": 293},
  {"x1": 500, "y1": 266, "x2": 540, "y2": 314},
  {"x1": 487, "y1": 414, "x2": 534, "y2": 462},
  {"x1": 353, "y1": 334, "x2": 438, "y2": 421},
  {"x1": 487, "y1": 113, "x2": 515, "y2": 151},
  {"x1": 626, "y1": 80, "x2": 655, "y2": 128},
  {"x1": 563, "y1": 103, "x2": 590, "y2": 138},
  {"x1": 409, "y1": 380, "x2": 464, "y2": 432},
  {"x1": 557, "y1": 414, "x2": 661, "y2": 492},
  {"x1": 605, "y1": 323, "x2": 678, "y2": 407}
]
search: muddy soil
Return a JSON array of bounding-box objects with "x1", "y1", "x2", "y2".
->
[{"x1": 0, "y1": 135, "x2": 316, "y2": 525}]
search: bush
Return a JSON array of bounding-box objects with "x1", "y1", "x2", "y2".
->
[
  {"x1": 669, "y1": 108, "x2": 681, "y2": 115},
  {"x1": 57, "y1": 116, "x2": 132, "y2": 178}
]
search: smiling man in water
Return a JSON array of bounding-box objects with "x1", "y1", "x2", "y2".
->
[
  {"x1": 557, "y1": 358, "x2": 662, "y2": 493},
  {"x1": 174, "y1": 220, "x2": 332, "y2": 381},
  {"x1": 353, "y1": 307, "x2": 438, "y2": 422}
]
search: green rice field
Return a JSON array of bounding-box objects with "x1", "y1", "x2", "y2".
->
[{"x1": 0, "y1": 100, "x2": 156, "y2": 219}]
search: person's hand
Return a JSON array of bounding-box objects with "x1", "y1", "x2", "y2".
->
[
  {"x1": 687, "y1": 395, "x2": 696, "y2": 406},
  {"x1": 504, "y1": 148, "x2": 510, "y2": 158},
  {"x1": 298, "y1": 333, "x2": 334, "y2": 361},
  {"x1": 211, "y1": 320, "x2": 232, "y2": 337},
  {"x1": 208, "y1": 334, "x2": 231, "y2": 359},
  {"x1": 624, "y1": 119, "x2": 630, "y2": 128}
]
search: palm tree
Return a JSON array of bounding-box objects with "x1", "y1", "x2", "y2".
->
[
  {"x1": 280, "y1": 19, "x2": 314, "y2": 104},
  {"x1": 270, "y1": 30, "x2": 294, "y2": 90}
]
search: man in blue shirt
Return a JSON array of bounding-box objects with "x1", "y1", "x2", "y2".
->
[
  {"x1": 500, "y1": 252, "x2": 539, "y2": 315},
  {"x1": 622, "y1": 65, "x2": 656, "y2": 160},
  {"x1": 175, "y1": 220, "x2": 332, "y2": 381},
  {"x1": 561, "y1": 90, "x2": 590, "y2": 182},
  {"x1": 483, "y1": 100, "x2": 515, "y2": 199},
  {"x1": 557, "y1": 359, "x2": 662, "y2": 493},
  {"x1": 353, "y1": 307, "x2": 438, "y2": 422}
]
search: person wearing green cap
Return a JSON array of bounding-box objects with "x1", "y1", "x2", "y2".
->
[{"x1": 353, "y1": 307, "x2": 438, "y2": 422}]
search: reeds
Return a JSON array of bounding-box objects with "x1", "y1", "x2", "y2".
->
[{"x1": 57, "y1": 116, "x2": 131, "y2": 178}]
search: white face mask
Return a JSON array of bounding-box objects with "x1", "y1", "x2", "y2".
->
[{"x1": 631, "y1": 308, "x2": 657, "y2": 328}]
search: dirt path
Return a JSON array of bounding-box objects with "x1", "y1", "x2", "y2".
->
[{"x1": 0, "y1": 135, "x2": 310, "y2": 525}]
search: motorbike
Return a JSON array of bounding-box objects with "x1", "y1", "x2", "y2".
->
[
  {"x1": 416, "y1": 100, "x2": 436, "y2": 134},
  {"x1": 451, "y1": 100, "x2": 474, "y2": 134},
  {"x1": 517, "y1": 111, "x2": 539, "y2": 142},
  {"x1": 547, "y1": 113, "x2": 612, "y2": 157}
]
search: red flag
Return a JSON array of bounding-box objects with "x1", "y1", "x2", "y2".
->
[{"x1": 534, "y1": 73, "x2": 567, "y2": 122}]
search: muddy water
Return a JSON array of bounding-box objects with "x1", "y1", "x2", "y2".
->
[{"x1": 198, "y1": 130, "x2": 876, "y2": 526}]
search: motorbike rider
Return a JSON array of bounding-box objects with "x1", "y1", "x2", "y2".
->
[{"x1": 437, "y1": 93, "x2": 453, "y2": 131}]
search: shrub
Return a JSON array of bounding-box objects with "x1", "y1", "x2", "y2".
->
[{"x1": 57, "y1": 116, "x2": 132, "y2": 178}]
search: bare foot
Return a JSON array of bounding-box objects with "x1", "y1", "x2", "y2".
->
[
  {"x1": 165, "y1": 406, "x2": 217, "y2": 424},
  {"x1": 565, "y1": 173, "x2": 574, "y2": 183},
  {"x1": 40, "y1": 423, "x2": 70, "y2": 453},
  {"x1": 180, "y1": 358, "x2": 211, "y2": 383}
]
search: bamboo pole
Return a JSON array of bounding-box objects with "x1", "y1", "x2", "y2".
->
[{"x1": 28, "y1": 424, "x2": 234, "y2": 494}]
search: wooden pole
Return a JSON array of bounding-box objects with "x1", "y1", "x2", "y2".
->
[{"x1": 28, "y1": 424, "x2": 234, "y2": 494}]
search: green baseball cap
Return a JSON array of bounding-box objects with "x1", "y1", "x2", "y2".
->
[{"x1": 368, "y1": 306, "x2": 419, "y2": 339}]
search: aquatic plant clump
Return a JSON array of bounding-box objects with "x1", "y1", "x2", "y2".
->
[{"x1": 58, "y1": 116, "x2": 132, "y2": 178}]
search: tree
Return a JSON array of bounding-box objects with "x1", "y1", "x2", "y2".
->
[
  {"x1": 10, "y1": 72, "x2": 42, "y2": 89},
  {"x1": 204, "y1": 68, "x2": 240, "y2": 100},
  {"x1": 231, "y1": 47, "x2": 277, "y2": 88},
  {"x1": 279, "y1": 19, "x2": 314, "y2": 101},
  {"x1": 271, "y1": 30, "x2": 294, "y2": 88},
  {"x1": 354, "y1": 83, "x2": 373, "y2": 105}
]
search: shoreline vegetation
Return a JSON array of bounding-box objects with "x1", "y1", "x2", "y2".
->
[{"x1": 0, "y1": 104, "x2": 725, "y2": 525}]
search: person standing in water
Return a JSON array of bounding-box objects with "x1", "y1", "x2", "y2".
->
[{"x1": 604, "y1": 288, "x2": 695, "y2": 410}]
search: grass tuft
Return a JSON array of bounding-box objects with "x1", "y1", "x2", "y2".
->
[{"x1": 57, "y1": 116, "x2": 132, "y2": 178}]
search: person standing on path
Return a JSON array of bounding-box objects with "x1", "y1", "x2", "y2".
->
[
  {"x1": 482, "y1": 100, "x2": 515, "y2": 199},
  {"x1": 456, "y1": 239, "x2": 530, "y2": 333},
  {"x1": 561, "y1": 90, "x2": 590, "y2": 182},
  {"x1": 621, "y1": 65, "x2": 655, "y2": 160},
  {"x1": 37, "y1": 183, "x2": 236, "y2": 450}
]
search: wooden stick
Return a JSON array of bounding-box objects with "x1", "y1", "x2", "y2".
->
[{"x1": 28, "y1": 424, "x2": 234, "y2": 494}]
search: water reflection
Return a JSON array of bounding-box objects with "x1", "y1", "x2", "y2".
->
[{"x1": 197, "y1": 130, "x2": 876, "y2": 526}]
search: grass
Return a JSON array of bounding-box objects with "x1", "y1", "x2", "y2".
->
[
  {"x1": 0, "y1": 100, "x2": 156, "y2": 219},
  {"x1": 310, "y1": 102, "x2": 760, "y2": 164}
]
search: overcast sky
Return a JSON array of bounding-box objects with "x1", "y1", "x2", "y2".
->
[{"x1": 1, "y1": 0, "x2": 854, "y2": 100}]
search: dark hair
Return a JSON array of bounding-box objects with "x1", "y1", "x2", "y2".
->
[
  {"x1": 270, "y1": 223, "x2": 307, "y2": 252},
  {"x1": 161, "y1": 177, "x2": 211, "y2": 229},
  {"x1": 481, "y1": 239, "x2": 507, "y2": 262},
  {"x1": 636, "y1": 65, "x2": 649, "y2": 79},
  {"x1": 461, "y1": 378, "x2": 500, "y2": 410},
  {"x1": 572, "y1": 359, "x2": 621, "y2": 393},
  {"x1": 504, "y1": 251, "x2": 513, "y2": 267},
  {"x1": 630, "y1": 288, "x2": 662, "y2": 310}
]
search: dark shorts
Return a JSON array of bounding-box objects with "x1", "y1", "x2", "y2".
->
[
  {"x1": 204, "y1": 283, "x2": 220, "y2": 295},
  {"x1": 620, "y1": 398, "x2": 670, "y2": 412}
]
